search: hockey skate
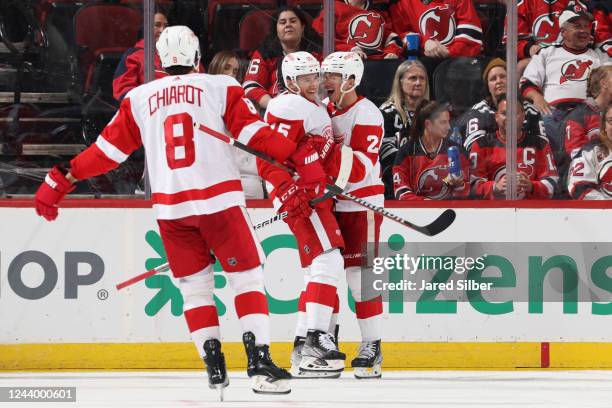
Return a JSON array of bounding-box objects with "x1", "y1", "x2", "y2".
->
[
  {"x1": 242, "y1": 332, "x2": 291, "y2": 395},
  {"x1": 298, "y1": 330, "x2": 345, "y2": 378},
  {"x1": 351, "y1": 340, "x2": 383, "y2": 379},
  {"x1": 289, "y1": 336, "x2": 306, "y2": 377},
  {"x1": 202, "y1": 339, "x2": 229, "y2": 401}
]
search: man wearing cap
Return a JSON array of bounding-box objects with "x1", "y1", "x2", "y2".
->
[
  {"x1": 455, "y1": 58, "x2": 541, "y2": 150},
  {"x1": 520, "y1": 6, "x2": 610, "y2": 175}
]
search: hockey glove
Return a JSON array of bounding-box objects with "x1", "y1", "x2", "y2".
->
[
  {"x1": 276, "y1": 180, "x2": 316, "y2": 219},
  {"x1": 289, "y1": 140, "x2": 327, "y2": 195},
  {"x1": 35, "y1": 166, "x2": 75, "y2": 221}
]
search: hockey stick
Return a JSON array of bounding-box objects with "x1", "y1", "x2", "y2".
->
[
  {"x1": 115, "y1": 211, "x2": 288, "y2": 290},
  {"x1": 197, "y1": 123, "x2": 456, "y2": 237}
]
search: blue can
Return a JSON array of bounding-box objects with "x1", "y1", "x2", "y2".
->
[
  {"x1": 405, "y1": 33, "x2": 420, "y2": 61},
  {"x1": 447, "y1": 146, "x2": 461, "y2": 178}
]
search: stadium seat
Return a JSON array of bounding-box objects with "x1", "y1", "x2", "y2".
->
[
  {"x1": 73, "y1": 3, "x2": 141, "y2": 93},
  {"x1": 287, "y1": 0, "x2": 322, "y2": 19},
  {"x1": 357, "y1": 59, "x2": 404, "y2": 108},
  {"x1": 432, "y1": 57, "x2": 486, "y2": 117},
  {"x1": 239, "y1": 9, "x2": 274, "y2": 53}
]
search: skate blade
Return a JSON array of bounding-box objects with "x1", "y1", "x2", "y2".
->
[
  {"x1": 251, "y1": 376, "x2": 291, "y2": 395},
  {"x1": 299, "y1": 356, "x2": 345, "y2": 372},
  {"x1": 291, "y1": 364, "x2": 339, "y2": 378},
  {"x1": 353, "y1": 364, "x2": 382, "y2": 379},
  {"x1": 215, "y1": 384, "x2": 226, "y2": 401}
]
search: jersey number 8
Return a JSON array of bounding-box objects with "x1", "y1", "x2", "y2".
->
[{"x1": 164, "y1": 112, "x2": 195, "y2": 169}]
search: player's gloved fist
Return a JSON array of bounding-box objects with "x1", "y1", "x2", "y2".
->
[
  {"x1": 276, "y1": 180, "x2": 316, "y2": 219},
  {"x1": 35, "y1": 166, "x2": 75, "y2": 221},
  {"x1": 289, "y1": 141, "x2": 328, "y2": 196}
]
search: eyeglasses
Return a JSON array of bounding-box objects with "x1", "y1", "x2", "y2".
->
[{"x1": 605, "y1": 117, "x2": 612, "y2": 125}]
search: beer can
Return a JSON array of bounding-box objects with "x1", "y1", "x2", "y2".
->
[
  {"x1": 405, "y1": 33, "x2": 420, "y2": 61},
  {"x1": 447, "y1": 146, "x2": 461, "y2": 178}
]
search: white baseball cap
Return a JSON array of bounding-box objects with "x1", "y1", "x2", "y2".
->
[{"x1": 558, "y1": 8, "x2": 594, "y2": 28}]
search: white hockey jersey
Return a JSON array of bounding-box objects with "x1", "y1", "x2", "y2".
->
[
  {"x1": 70, "y1": 73, "x2": 295, "y2": 219},
  {"x1": 567, "y1": 141, "x2": 612, "y2": 200},
  {"x1": 521, "y1": 44, "x2": 610, "y2": 105},
  {"x1": 260, "y1": 92, "x2": 333, "y2": 201},
  {"x1": 328, "y1": 96, "x2": 385, "y2": 212}
]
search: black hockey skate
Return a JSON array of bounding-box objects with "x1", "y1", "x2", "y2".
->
[
  {"x1": 299, "y1": 330, "x2": 346, "y2": 377},
  {"x1": 351, "y1": 340, "x2": 383, "y2": 379},
  {"x1": 242, "y1": 332, "x2": 291, "y2": 394},
  {"x1": 202, "y1": 339, "x2": 229, "y2": 401}
]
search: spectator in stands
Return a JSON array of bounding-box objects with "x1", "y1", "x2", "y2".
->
[
  {"x1": 243, "y1": 6, "x2": 322, "y2": 110},
  {"x1": 313, "y1": 0, "x2": 402, "y2": 60},
  {"x1": 590, "y1": 0, "x2": 612, "y2": 57},
  {"x1": 520, "y1": 8, "x2": 610, "y2": 169},
  {"x1": 208, "y1": 50, "x2": 241, "y2": 80},
  {"x1": 392, "y1": 100, "x2": 470, "y2": 200},
  {"x1": 455, "y1": 58, "x2": 542, "y2": 148},
  {"x1": 567, "y1": 103, "x2": 612, "y2": 199},
  {"x1": 467, "y1": 94, "x2": 559, "y2": 200},
  {"x1": 388, "y1": 0, "x2": 483, "y2": 59},
  {"x1": 379, "y1": 60, "x2": 429, "y2": 199},
  {"x1": 209, "y1": 50, "x2": 264, "y2": 198},
  {"x1": 112, "y1": 7, "x2": 169, "y2": 102}
]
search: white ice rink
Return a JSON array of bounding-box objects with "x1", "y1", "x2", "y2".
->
[{"x1": 1, "y1": 370, "x2": 611, "y2": 408}]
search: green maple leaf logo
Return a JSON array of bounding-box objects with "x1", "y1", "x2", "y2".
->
[{"x1": 143, "y1": 230, "x2": 227, "y2": 317}]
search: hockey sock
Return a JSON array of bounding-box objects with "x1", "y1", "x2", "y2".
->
[
  {"x1": 295, "y1": 290, "x2": 308, "y2": 338},
  {"x1": 328, "y1": 293, "x2": 340, "y2": 334},
  {"x1": 178, "y1": 266, "x2": 220, "y2": 359},
  {"x1": 347, "y1": 266, "x2": 382, "y2": 341},
  {"x1": 305, "y1": 249, "x2": 343, "y2": 332},
  {"x1": 227, "y1": 266, "x2": 270, "y2": 345}
]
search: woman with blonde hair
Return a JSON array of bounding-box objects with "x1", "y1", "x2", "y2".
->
[
  {"x1": 567, "y1": 104, "x2": 612, "y2": 200},
  {"x1": 379, "y1": 59, "x2": 429, "y2": 198},
  {"x1": 207, "y1": 50, "x2": 241, "y2": 81}
]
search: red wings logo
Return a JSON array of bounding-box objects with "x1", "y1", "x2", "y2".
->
[
  {"x1": 532, "y1": 13, "x2": 560, "y2": 45},
  {"x1": 418, "y1": 5, "x2": 456, "y2": 45},
  {"x1": 348, "y1": 13, "x2": 385, "y2": 49},
  {"x1": 417, "y1": 165, "x2": 450, "y2": 199},
  {"x1": 560, "y1": 59, "x2": 593, "y2": 84}
]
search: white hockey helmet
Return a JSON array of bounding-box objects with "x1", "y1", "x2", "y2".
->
[
  {"x1": 281, "y1": 51, "x2": 320, "y2": 89},
  {"x1": 321, "y1": 51, "x2": 364, "y2": 88},
  {"x1": 156, "y1": 25, "x2": 201, "y2": 69}
]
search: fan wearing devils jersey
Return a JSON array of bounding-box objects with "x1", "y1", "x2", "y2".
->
[
  {"x1": 260, "y1": 52, "x2": 348, "y2": 378},
  {"x1": 388, "y1": 0, "x2": 483, "y2": 58},
  {"x1": 468, "y1": 96, "x2": 559, "y2": 200},
  {"x1": 567, "y1": 104, "x2": 612, "y2": 199},
  {"x1": 590, "y1": 0, "x2": 612, "y2": 57},
  {"x1": 243, "y1": 6, "x2": 322, "y2": 110},
  {"x1": 393, "y1": 100, "x2": 470, "y2": 200},
  {"x1": 32, "y1": 27, "x2": 312, "y2": 396},
  {"x1": 312, "y1": 0, "x2": 403, "y2": 59},
  {"x1": 321, "y1": 52, "x2": 386, "y2": 379}
]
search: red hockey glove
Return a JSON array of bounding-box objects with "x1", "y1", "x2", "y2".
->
[
  {"x1": 35, "y1": 166, "x2": 75, "y2": 221},
  {"x1": 298, "y1": 135, "x2": 335, "y2": 163},
  {"x1": 289, "y1": 140, "x2": 327, "y2": 195},
  {"x1": 276, "y1": 180, "x2": 316, "y2": 219}
]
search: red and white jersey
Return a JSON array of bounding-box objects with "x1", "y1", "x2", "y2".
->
[
  {"x1": 261, "y1": 92, "x2": 333, "y2": 197},
  {"x1": 328, "y1": 96, "x2": 385, "y2": 212},
  {"x1": 312, "y1": 0, "x2": 403, "y2": 58},
  {"x1": 388, "y1": 0, "x2": 483, "y2": 57},
  {"x1": 70, "y1": 73, "x2": 295, "y2": 219},
  {"x1": 567, "y1": 141, "x2": 612, "y2": 199},
  {"x1": 468, "y1": 130, "x2": 559, "y2": 199},
  {"x1": 520, "y1": 44, "x2": 610, "y2": 105},
  {"x1": 593, "y1": 6, "x2": 612, "y2": 57}
]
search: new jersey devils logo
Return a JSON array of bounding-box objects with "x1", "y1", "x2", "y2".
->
[
  {"x1": 348, "y1": 13, "x2": 385, "y2": 49},
  {"x1": 600, "y1": 162, "x2": 612, "y2": 197},
  {"x1": 517, "y1": 162, "x2": 535, "y2": 178},
  {"x1": 419, "y1": 5, "x2": 455, "y2": 45},
  {"x1": 418, "y1": 165, "x2": 450, "y2": 199},
  {"x1": 560, "y1": 59, "x2": 593, "y2": 84},
  {"x1": 532, "y1": 13, "x2": 560, "y2": 45}
]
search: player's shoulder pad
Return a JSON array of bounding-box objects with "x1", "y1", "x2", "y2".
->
[
  {"x1": 354, "y1": 97, "x2": 384, "y2": 125},
  {"x1": 267, "y1": 93, "x2": 317, "y2": 119}
]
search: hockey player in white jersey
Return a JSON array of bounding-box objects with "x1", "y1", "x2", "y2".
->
[
  {"x1": 32, "y1": 26, "x2": 329, "y2": 398},
  {"x1": 321, "y1": 52, "x2": 385, "y2": 379},
  {"x1": 260, "y1": 51, "x2": 348, "y2": 378}
]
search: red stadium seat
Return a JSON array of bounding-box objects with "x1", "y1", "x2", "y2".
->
[
  {"x1": 239, "y1": 9, "x2": 274, "y2": 53},
  {"x1": 286, "y1": 0, "x2": 322, "y2": 19},
  {"x1": 73, "y1": 3, "x2": 141, "y2": 92}
]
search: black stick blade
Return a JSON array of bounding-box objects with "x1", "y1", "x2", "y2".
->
[{"x1": 414, "y1": 209, "x2": 456, "y2": 236}]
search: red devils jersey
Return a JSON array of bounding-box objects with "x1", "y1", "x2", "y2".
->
[
  {"x1": 313, "y1": 0, "x2": 403, "y2": 58},
  {"x1": 69, "y1": 74, "x2": 296, "y2": 219},
  {"x1": 563, "y1": 100, "x2": 601, "y2": 158},
  {"x1": 392, "y1": 138, "x2": 470, "y2": 200},
  {"x1": 593, "y1": 5, "x2": 612, "y2": 57},
  {"x1": 567, "y1": 140, "x2": 612, "y2": 199},
  {"x1": 388, "y1": 0, "x2": 483, "y2": 57},
  {"x1": 468, "y1": 131, "x2": 559, "y2": 200}
]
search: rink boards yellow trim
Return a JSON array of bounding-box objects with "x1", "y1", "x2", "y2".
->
[{"x1": 2, "y1": 342, "x2": 612, "y2": 371}]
